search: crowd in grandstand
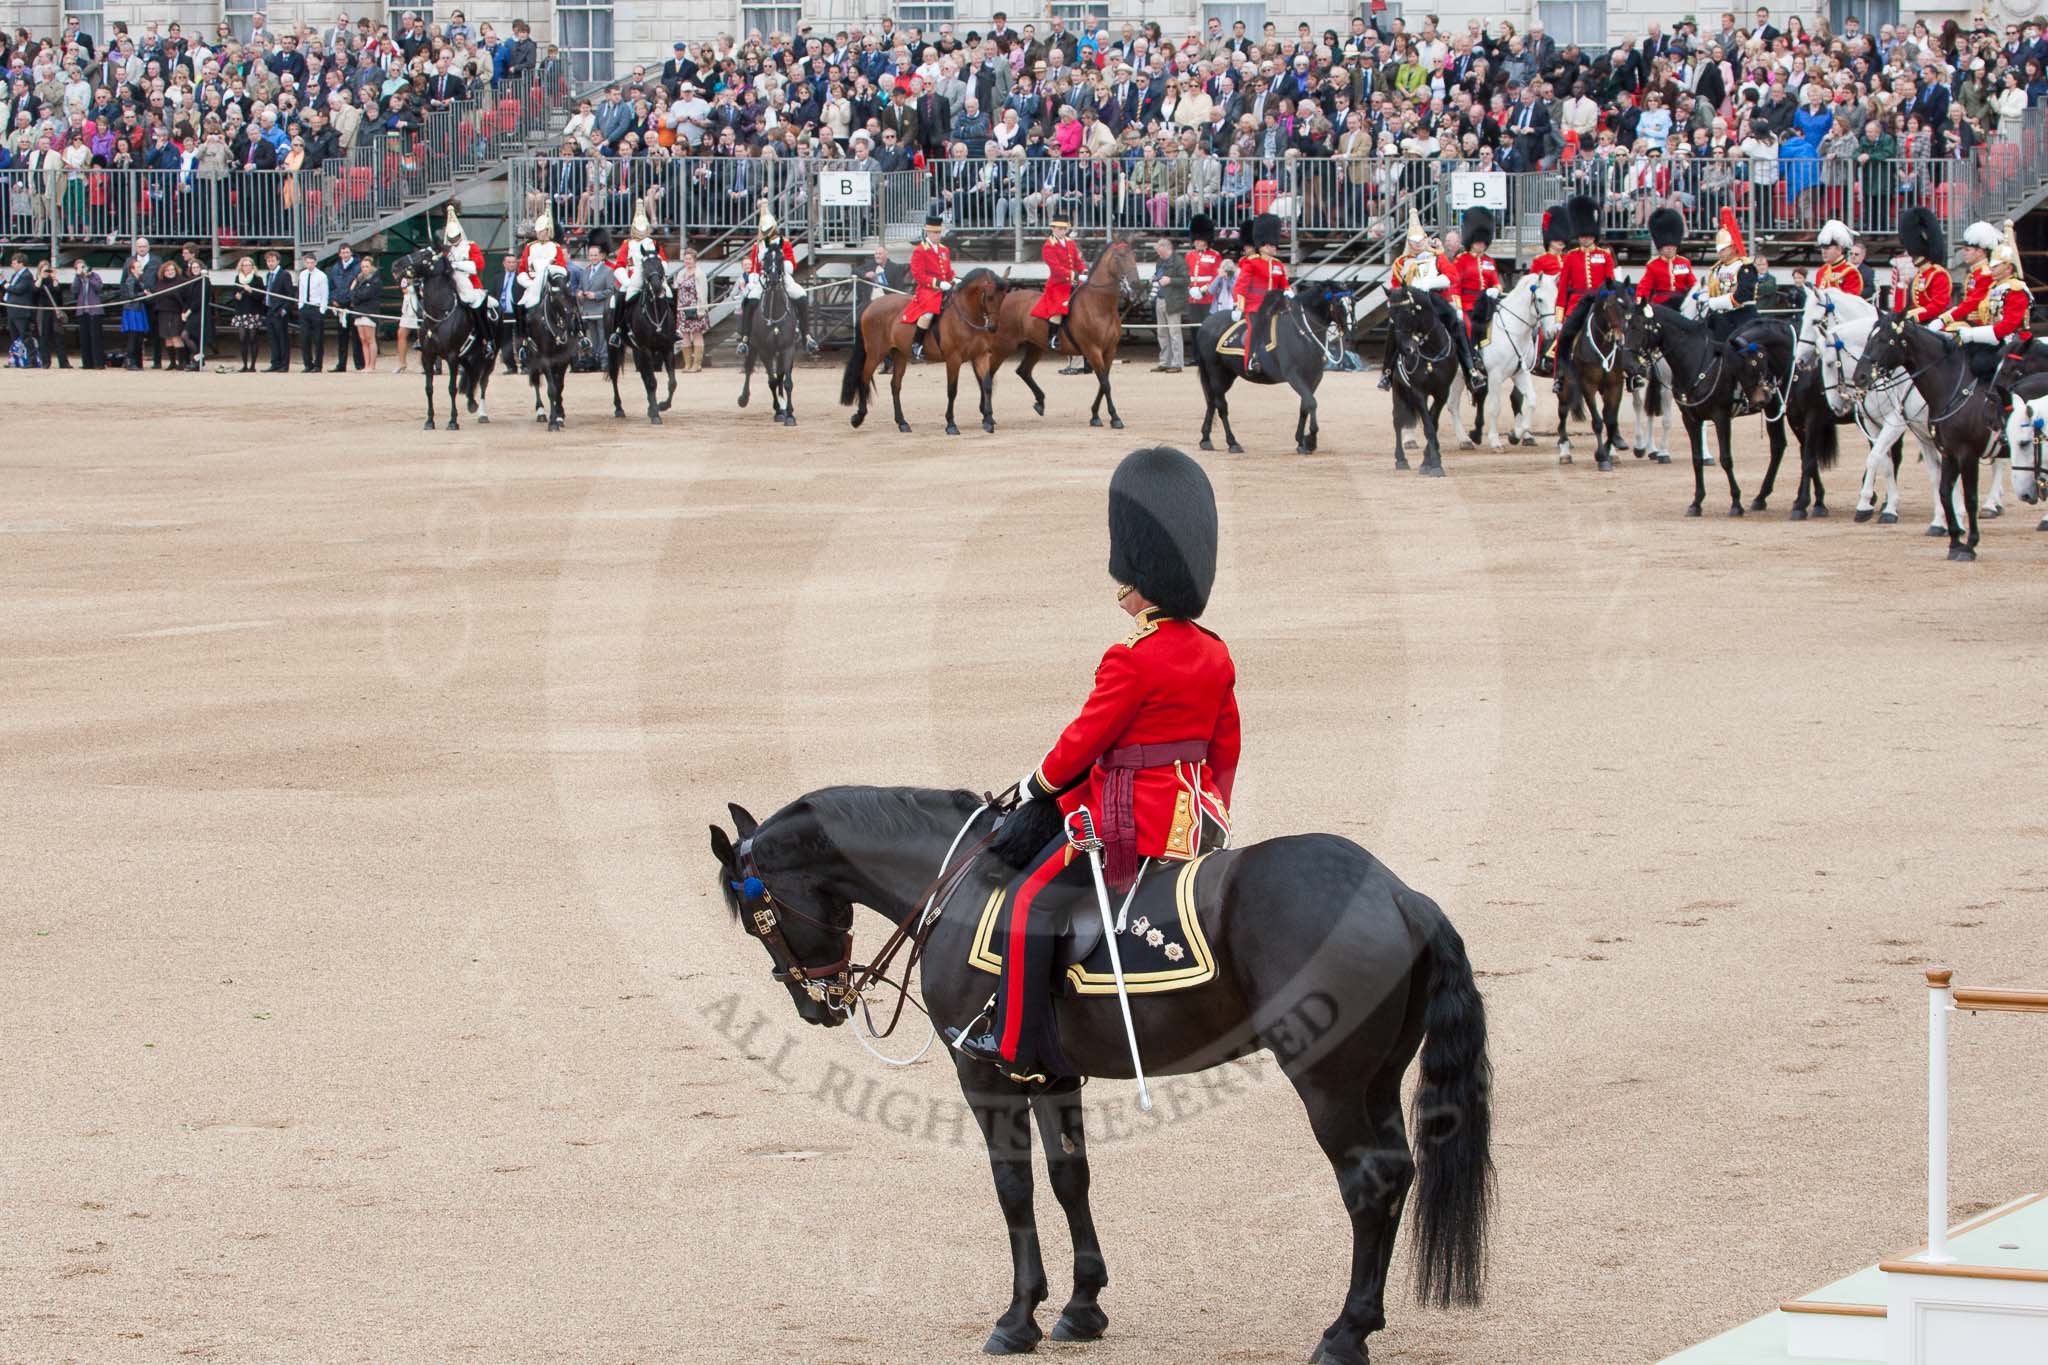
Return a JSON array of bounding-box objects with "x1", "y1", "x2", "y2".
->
[{"x1": 5, "y1": 7, "x2": 2048, "y2": 367}]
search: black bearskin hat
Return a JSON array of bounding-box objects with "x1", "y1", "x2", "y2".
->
[
  {"x1": 1108, "y1": 447, "x2": 1218, "y2": 620},
  {"x1": 1899, "y1": 206, "x2": 1944, "y2": 263},
  {"x1": 1461, "y1": 206, "x2": 1494, "y2": 251},
  {"x1": 1188, "y1": 212, "x2": 1215, "y2": 243},
  {"x1": 1566, "y1": 193, "x2": 1601, "y2": 241},
  {"x1": 1250, "y1": 212, "x2": 1284, "y2": 249},
  {"x1": 1542, "y1": 204, "x2": 1566, "y2": 247},
  {"x1": 1648, "y1": 207, "x2": 1685, "y2": 251}
]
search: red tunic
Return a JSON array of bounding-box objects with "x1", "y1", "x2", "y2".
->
[
  {"x1": 1449, "y1": 250, "x2": 1498, "y2": 318},
  {"x1": 1024, "y1": 607, "x2": 1239, "y2": 864},
  {"x1": 1185, "y1": 247, "x2": 1223, "y2": 306},
  {"x1": 1635, "y1": 255, "x2": 1696, "y2": 306},
  {"x1": 1898, "y1": 262, "x2": 1952, "y2": 324},
  {"x1": 1032, "y1": 236, "x2": 1087, "y2": 319},
  {"x1": 1945, "y1": 266, "x2": 1994, "y2": 327},
  {"x1": 1557, "y1": 245, "x2": 1615, "y2": 319},
  {"x1": 1986, "y1": 280, "x2": 2033, "y2": 342},
  {"x1": 614, "y1": 238, "x2": 668, "y2": 269},
  {"x1": 899, "y1": 238, "x2": 954, "y2": 323},
  {"x1": 1236, "y1": 253, "x2": 1288, "y2": 313},
  {"x1": 745, "y1": 239, "x2": 795, "y2": 273},
  {"x1": 448, "y1": 240, "x2": 485, "y2": 275},
  {"x1": 1530, "y1": 251, "x2": 1565, "y2": 280},
  {"x1": 1814, "y1": 259, "x2": 1863, "y2": 296}
]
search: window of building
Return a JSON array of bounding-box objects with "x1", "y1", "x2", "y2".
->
[
  {"x1": 1537, "y1": 0, "x2": 1605, "y2": 51},
  {"x1": 224, "y1": 0, "x2": 261, "y2": 42},
  {"x1": 895, "y1": 3, "x2": 957, "y2": 34},
  {"x1": 64, "y1": 0, "x2": 104, "y2": 36},
  {"x1": 1049, "y1": 2, "x2": 1111, "y2": 31},
  {"x1": 557, "y1": 0, "x2": 614, "y2": 84},
  {"x1": 1204, "y1": 3, "x2": 1267, "y2": 40},
  {"x1": 741, "y1": 5, "x2": 803, "y2": 43}
]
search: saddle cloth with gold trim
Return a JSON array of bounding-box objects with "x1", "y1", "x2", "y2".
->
[{"x1": 967, "y1": 852, "x2": 1220, "y2": 996}]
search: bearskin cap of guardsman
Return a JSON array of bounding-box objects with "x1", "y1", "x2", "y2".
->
[
  {"x1": 1566, "y1": 193, "x2": 1601, "y2": 241},
  {"x1": 1188, "y1": 212, "x2": 1215, "y2": 244},
  {"x1": 1542, "y1": 204, "x2": 1566, "y2": 248},
  {"x1": 1899, "y1": 206, "x2": 1943, "y2": 263},
  {"x1": 1648, "y1": 207, "x2": 1685, "y2": 252},
  {"x1": 1250, "y1": 212, "x2": 1284, "y2": 250},
  {"x1": 1108, "y1": 447, "x2": 1218, "y2": 620},
  {"x1": 1461, "y1": 206, "x2": 1494, "y2": 252}
]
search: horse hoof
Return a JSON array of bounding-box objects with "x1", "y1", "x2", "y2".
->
[
  {"x1": 1088, "y1": 416, "x2": 1104, "y2": 428},
  {"x1": 1876, "y1": 512, "x2": 1896, "y2": 525},
  {"x1": 1394, "y1": 457, "x2": 1411, "y2": 470},
  {"x1": 1227, "y1": 443, "x2": 1244, "y2": 455},
  {"x1": 1790, "y1": 508, "x2": 1808, "y2": 522},
  {"x1": 1199, "y1": 440, "x2": 1215, "y2": 451},
  {"x1": 1729, "y1": 504, "x2": 1745, "y2": 518},
  {"x1": 983, "y1": 1325, "x2": 1041, "y2": 1355},
  {"x1": 614, "y1": 407, "x2": 626, "y2": 418},
  {"x1": 1948, "y1": 546, "x2": 1978, "y2": 562},
  {"x1": 1686, "y1": 505, "x2": 1703, "y2": 518},
  {"x1": 423, "y1": 419, "x2": 435, "y2": 430},
  {"x1": 945, "y1": 423, "x2": 960, "y2": 436},
  {"x1": 1633, "y1": 447, "x2": 1648, "y2": 459},
  {"x1": 1981, "y1": 506, "x2": 2002, "y2": 520},
  {"x1": 1420, "y1": 463, "x2": 1446, "y2": 478},
  {"x1": 1111, "y1": 417, "x2": 1125, "y2": 430},
  {"x1": 1309, "y1": 1337, "x2": 1370, "y2": 1365},
  {"x1": 850, "y1": 414, "x2": 866, "y2": 429},
  {"x1": 650, "y1": 413, "x2": 663, "y2": 425},
  {"x1": 1050, "y1": 1307, "x2": 1108, "y2": 1343},
  {"x1": 2037, "y1": 517, "x2": 2048, "y2": 532},
  {"x1": 1653, "y1": 453, "x2": 1672, "y2": 464},
  {"x1": 1749, "y1": 497, "x2": 1768, "y2": 511},
  {"x1": 785, "y1": 416, "x2": 799, "y2": 427},
  {"x1": 897, "y1": 422, "x2": 912, "y2": 434},
  {"x1": 448, "y1": 420, "x2": 459, "y2": 432},
  {"x1": 1295, "y1": 445, "x2": 1311, "y2": 455},
  {"x1": 1924, "y1": 524, "x2": 1946, "y2": 537},
  {"x1": 477, "y1": 416, "x2": 489, "y2": 425},
  {"x1": 1033, "y1": 401, "x2": 1045, "y2": 416},
  {"x1": 737, "y1": 394, "x2": 749, "y2": 409},
  {"x1": 1811, "y1": 504, "x2": 1830, "y2": 518},
  {"x1": 1457, "y1": 438, "x2": 1474, "y2": 451},
  {"x1": 982, "y1": 422, "x2": 995, "y2": 434},
  {"x1": 1853, "y1": 508, "x2": 1874, "y2": 523},
  {"x1": 1558, "y1": 454, "x2": 1573, "y2": 465},
  {"x1": 1596, "y1": 458, "x2": 1614, "y2": 472}
]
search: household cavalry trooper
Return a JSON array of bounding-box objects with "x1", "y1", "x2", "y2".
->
[
  {"x1": 1379, "y1": 208, "x2": 1485, "y2": 395},
  {"x1": 737, "y1": 198, "x2": 814, "y2": 356},
  {"x1": 1942, "y1": 220, "x2": 2002, "y2": 337},
  {"x1": 1635, "y1": 207, "x2": 1695, "y2": 307},
  {"x1": 1451, "y1": 205, "x2": 1501, "y2": 348},
  {"x1": 1033, "y1": 214, "x2": 1088, "y2": 353},
  {"x1": 441, "y1": 204, "x2": 494, "y2": 342},
  {"x1": 1231, "y1": 211, "x2": 1289, "y2": 374},
  {"x1": 1529, "y1": 205, "x2": 1567, "y2": 372},
  {"x1": 1815, "y1": 218, "x2": 1863, "y2": 296},
  {"x1": 1890, "y1": 207, "x2": 1951, "y2": 323},
  {"x1": 1184, "y1": 213, "x2": 1222, "y2": 317},
  {"x1": 1548, "y1": 193, "x2": 1613, "y2": 393},
  {"x1": 606, "y1": 206, "x2": 666, "y2": 353},
  {"x1": 1700, "y1": 205, "x2": 1758, "y2": 342},
  {"x1": 1944, "y1": 219, "x2": 2031, "y2": 400},
  {"x1": 513, "y1": 205, "x2": 570, "y2": 353},
  {"x1": 900, "y1": 212, "x2": 955, "y2": 362},
  {"x1": 951, "y1": 446, "x2": 1240, "y2": 1084}
]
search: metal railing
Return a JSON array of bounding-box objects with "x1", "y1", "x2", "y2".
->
[{"x1": 0, "y1": 65, "x2": 579, "y2": 264}]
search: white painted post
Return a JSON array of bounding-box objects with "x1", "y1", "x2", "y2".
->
[{"x1": 1926, "y1": 966, "x2": 1956, "y2": 1264}]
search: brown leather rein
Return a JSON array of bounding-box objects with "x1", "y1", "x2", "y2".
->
[{"x1": 731, "y1": 799, "x2": 1002, "y2": 1035}]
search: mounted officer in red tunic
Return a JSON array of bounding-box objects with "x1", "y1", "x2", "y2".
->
[
  {"x1": 1814, "y1": 219, "x2": 1863, "y2": 297},
  {"x1": 1635, "y1": 207, "x2": 1694, "y2": 307},
  {"x1": 1450, "y1": 206, "x2": 1501, "y2": 348},
  {"x1": 1547, "y1": 193, "x2": 1613, "y2": 394},
  {"x1": 955, "y1": 447, "x2": 1240, "y2": 1081},
  {"x1": 1033, "y1": 217, "x2": 1088, "y2": 353},
  {"x1": 1891, "y1": 207, "x2": 1951, "y2": 323},
  {"x1": 901, "y1": 212, "x2": 954, "y2": 362}
]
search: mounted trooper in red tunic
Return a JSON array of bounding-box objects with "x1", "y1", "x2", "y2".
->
[
  {"x1": 1033, "y1": 217, "x2": 1088, "y2": 353},
  {"x1": 901, "y1": 212, "x2": 955, "y2": 362},
  {"x1": 955, "y1": 447, "x2": 1239, "y2": 1081}
]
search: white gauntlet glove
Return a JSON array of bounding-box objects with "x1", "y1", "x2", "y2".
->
[
  {"x1": 1706, "y1": 292, "x2": 1733, "y2": 312},
  {"x1": 1958, "y1": 324, "x2": 1999, "y2": 345}
]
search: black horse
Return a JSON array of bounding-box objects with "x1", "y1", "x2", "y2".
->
[
  {"x1": 1557, "y1": 285, "x2": 1640, "y2": 472},
  {"x1": 1192, "y1": 281, "x2": 1353, "y2": 455},
  {"x1": 524, "y1": 269, "x2": 575, "y2": 432},
  {"x1": 398, "y1": 247, "x2": 494, "y2": 432},
  {"x1": 1764, "y1": 350, "x2": 1845, "y2": 520},
  {"x1": 1379, "y1": 287, "x2": 1464, "y2": 475},
  {"x1": 738, "y1": 247, "x2": 801, "y2": 427},
  {"x1": 710, "y1": 787, "x2": 1493, "y2": 1365},
  {"x1": 1851, "y1": 314, "x2": 2010, "y2": 561},
  {"x1": 608, "y1": 259, "x2": 678, "y2": 425},
  {"x1": 1620, "y1": 304, "x2": 1800, "y2": 516}
]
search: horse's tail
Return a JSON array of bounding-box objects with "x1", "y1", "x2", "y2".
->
[
  {"x1": 1805, "y1": 400, "x2": 1840, "y2": 470},
  {"x1": 1646, "y1": 360, "x2": 1666, "y2": 417},
  {"x1": 840, "y1": 316, "x2": 870, "y2": 408},
  {"x1": 1402, "y1": 888, "x2": 1494, "y2": 1310}
]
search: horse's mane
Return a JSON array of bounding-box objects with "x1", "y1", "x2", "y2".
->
[
  {"x1": 720, "y1": 784, "x2": 983, "y2": 921},
  {"x1": 940, "y1": 267, "x2": 999, "y2": 320}
]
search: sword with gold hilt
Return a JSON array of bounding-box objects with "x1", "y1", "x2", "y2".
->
[{"x1": 1067, "y1": 806, "x2": 1153, "y2": 1113}]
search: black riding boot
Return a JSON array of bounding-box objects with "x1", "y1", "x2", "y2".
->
[
  {"x1": 912, "y1": 320, "x2": 928, "y2": 362},
  {"x1": 737, "y1": 299, "x2": 755, "y2": 356},
  {"x1": 1463, "y1": 333, "x2": 1487, "y2": 396},
  {"x1": 605, "y1": 296, "x2": 623, "y2": 354},
  {"x1": 952, "y1": 840, "x2": 1075, "y2": 1082},
  {"x1": 1047, "y1": 318, "x2": 1063, "y2": 352}
]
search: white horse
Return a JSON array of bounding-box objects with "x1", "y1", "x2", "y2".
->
[
  {"x1": 1448, "y1": 270, "x2": 1556, "y2": 451},
  {"x1": 1801, "y1": 288, "x2": 2009, "y2": 531},
  {"x1": 2000, "y1": 386, "x2": 2048, "y2": 531}
]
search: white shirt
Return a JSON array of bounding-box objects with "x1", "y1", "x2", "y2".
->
[{"x1": 297, "y1": 268, "x2": 329, "y2": 311}]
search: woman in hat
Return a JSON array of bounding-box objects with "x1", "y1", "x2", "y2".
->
[
  {"x1": 900, "y1": 212, "x2": 955, "y2": 362},
  {"x1": 955, "y1": 447, "x2": 1239, "y2": 1083},
  {"x1": 1033, "y1": 213, "x2": 1088, "y2": 354}
]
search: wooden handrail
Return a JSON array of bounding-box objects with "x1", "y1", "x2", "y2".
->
[{"x1": 1952, "y1": 986, "x2": 2048, "y2": 1015}]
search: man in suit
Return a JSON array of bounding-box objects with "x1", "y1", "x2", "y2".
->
[
  {"x1": 592, "y1": 84, "x2": 632, "y2": 146},
  {"x1": 1505, "y1": 83, "x2": 1551, "y2": 170},
  {"x1": 262, "y1": 248, "x2": 292, "y2": 370},
  {"x1": 427, "y1": 57, "x2": 466, "y2": 111},
  {"x1": 1526, "y1": 20, "x2": 1558, "y2": 74},
  {"x1": 913, "y1": 76, "x2": 949, "y2": 161},
  {"x1": 660, "y1": 42, "x2": 695, "y2": 96},
  {"x1": 326, "y1": 244, "x2": 361, "y2": 371},
  {"x1": 500, "y1": 20, "x2": 537, "y2": 83}
]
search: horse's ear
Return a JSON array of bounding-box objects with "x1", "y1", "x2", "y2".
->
[
  {"x1": 709, "y1": 824, "x2": 737, "y2": 871},
  {"x1": 727, "y1": 803, "x2": 759, "y2": 840}
]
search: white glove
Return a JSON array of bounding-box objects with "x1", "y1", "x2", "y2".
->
[
  {"x1": 1188, "y1": 286, "x2": 1202, "y2": 300},
  {"x1": 1484, "y1": 286, "x2": 1500, "y2": 298},
  {"x1": 1076, "y1": 273, "x2": 1088, "y2": 284},
  {"x1": 1706, "y1": 292, "x2": 1733, "y2": 312},
  {"x1": 1891, "y1": 255, "x2": 1914, "y2": 277},
  {"x1": 1958, "y1": 324, "x2": 1999, "y2": 344},
  {"x1": 1284, "y1": 286, "x2": 1295, "y2": 298},
  {"x1": 1018, "y1": 771, "x2": 1039, "y2": 800},
  {"x1": 939, "y1": 279, "x2": 952, "y2": 291}
]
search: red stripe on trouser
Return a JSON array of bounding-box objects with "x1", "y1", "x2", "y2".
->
[{"x1": 998, "y1": 848, "x2": 1067, "y2": 1061}]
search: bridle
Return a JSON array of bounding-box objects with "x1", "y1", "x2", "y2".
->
[
  {"x1": 1291, "y1": 287, "x2": 1351, "y2": 366},
  {"x1": 1863, "y1": 316, "x2": 1983, "y2": 425},
  {"x1": 1389, "y1": 293, "x2": 1451, "y2": 383},
  {"x1": 1491, "y1": 278, "x2": 1549, "y2": 371}
]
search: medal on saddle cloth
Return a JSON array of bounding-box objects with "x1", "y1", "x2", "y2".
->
[{"x1": 967, "y1": 851, "x2": 1219, "y2": 996}]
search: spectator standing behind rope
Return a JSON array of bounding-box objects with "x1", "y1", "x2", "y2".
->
[
  {"x1": 1150, "y1": 234, "x2": 1189, "y2": 373},
  {"x1": 33, "y1": 260, "x2": 69, "y2": 369},
  {"x1": 118, "y1": 258, "x2": 151, "y2": 371},
  {"x1": 4, "y1": 255, "x2": 36, "y2": 366},
  {"x1": 152, "y1": 259, "x2": 192, "y2": 371},
  {"x1": 261, "y1": 250, "x2": 293, "y2": 372},
  {"x1": 350, "y1": 253, "x2": 382, "y2": 374},
  {"x1": 227, "y1": 255, "x2": 264, "y2": 372},
  {"x1": 327, "y1": 244, "x2": 361, "y2": 372},
  {"x1": 72, "y1": 259, "x2": 104, "y2": 371},
  {"x1": 296, "y1": 251, "x2": 329, "y2": 372}
]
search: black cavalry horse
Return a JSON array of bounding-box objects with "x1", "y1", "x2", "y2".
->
[
  {"x1": 608, "y1": 258, "x2": 678, "y2": 425},
  {"x1": 738, "y1": 245, "x2": 801, "y2": 427},
  {"x1": 1620, "y1": 304, "x2": 1803, "y2": 516},
  {"x1": 398, "y1": 246, "x2": 494, "y2": 431},
  {"x1": 1379, "y1": 286, "x2": 1465, "y2": 475},
  {"x1": 1852, "y1": 314, "x2": 2010, "y2": 561},
  {"x1": 1192, "y1": 281, "x2": 1353, "y2": 455},
  {"x1": 524, "y1": 269, "x2": 576, "y2": 432},
  {"x1": 1557, "y1": 285, "x2": 1640, "y2": 471},
  {"x1": 710, "y1": 787, "x2": 1493, "y2": 1365}
]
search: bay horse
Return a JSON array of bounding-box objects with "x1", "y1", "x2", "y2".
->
[
  {"x1": 709, "y1": 786, "x2": 1492, "y2": 1365},
  {"x1": 1850, "y1": 313, "x2": 2010, "y2": 561},
  {"x1": 1619, "y1": 304, "x2": 1798, "y2": 517},
  {"x1": 1380, "y1": 286, "x2": 1463, "y2": 475},
  {"x1": 839, "y1": 268, "x2": 1009, "y2": 435},
  {"x1": 398, "y1": 247, "x2": 493, "y2": 432},
  {"x1": 986, "y1": 240, "x2": 1143, "y2": 430},
  {"x1": 738, "y1": 246, "x2": 799, "y2": 427},
  {"x1": 1556, "y1": 284, "x2": 1639, "y2": 471},
  {"x1": 608, "y1": 257, "x2": 678, "y2": 425},
  {"x1": 524, "y1": 270, "x2": 576, "y2": 432},
  {"x1": 1190, "y1": 281, "x2": 1354, "y2": 455}
]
